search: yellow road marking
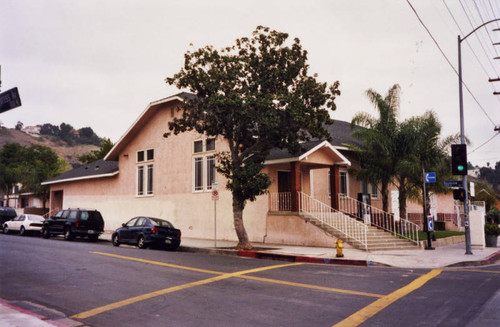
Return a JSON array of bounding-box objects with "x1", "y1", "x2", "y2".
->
[
  {"x1": 91, "y1": 251, "x2": 223, "y2": 275},
  {"x1": 444, "y1": 268, "x2": 500, "y2": 274},
  {"x1": 241, "y1": 275, "x2": 384, "y2": 298},
  {"x1": 72, "y1": 262, "x2": 303, "y2": 319},
  {"x1": 333, "y1": 269, "x2": 443, "y2": 327}
]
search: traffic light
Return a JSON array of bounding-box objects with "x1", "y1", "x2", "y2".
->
[
  {"x1": 451, "y1": 144, "x2": 467, "y2": 175},
  {"x1": 453, "y1": 188, "x2": 466, "y2": 202}
]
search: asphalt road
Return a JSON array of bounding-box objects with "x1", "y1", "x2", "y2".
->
[{"x1": 0, "y1": 233, "x2": 499, "y2": 327}]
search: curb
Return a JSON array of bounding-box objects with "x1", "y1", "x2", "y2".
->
[
  {"x1": 447, "y1": 248, "x2": 500, "y2": 267},
  {"x1": 238, "y1": 250, "x2": 369, "y2": 266},
  {"x1": 179, "y1": 246, "x2": 369, "y2": 266}
]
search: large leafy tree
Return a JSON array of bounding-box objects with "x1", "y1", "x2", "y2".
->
[
  {"x1": 20, "y1": 145, "x2": 69, "y2": 208},
  {"x1": 166, "y1": 26, "x2": 340, "y2": 249},
  {"x1": 0, "y1": 143, "x2": 25, "y2": 206},
  {"x1": 351, "y1": 84, "x2": 401, "y2": 212},
  {"x1": 0, "y1": 143, "x2": 68, "y2": 208}
]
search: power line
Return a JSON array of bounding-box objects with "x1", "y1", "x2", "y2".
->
[
  {"x1": 469, "y1": 132, "x2": 500, "y2": 154},
  {"x1": 459, "y1": 0, "x2": 500, "y2": 77},
  {"x1": 442, "y1": 0, "x2": 500, "y2": 105},
  {"x1": 405, "y1": 0, "x2": 497, "y2": 128}
]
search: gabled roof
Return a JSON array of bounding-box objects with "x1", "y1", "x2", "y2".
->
[
  {"x1": 41, "y1": 159, "x2": 118, "y2": 185},
  {"x1": 265, "y1": 140, "x2": 351, "y2": 166},
  {"x1": 104, "y1": 92, "x2": 196, "y2": 161},
  {"x1": 325, "y1": 119, "x2": 362, "y2": 149}
]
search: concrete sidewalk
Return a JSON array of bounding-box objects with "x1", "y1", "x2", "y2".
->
[
  {"x1": 99, "y1": 232, "x2": 500, "y2": 269},
  {"x1": 174, "y1": 236, "x2": 500, "y2": 268}
]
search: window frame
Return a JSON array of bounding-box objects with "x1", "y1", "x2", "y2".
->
[
  {"x1": 136, "y1": 148, "x2": 154, "y2": 197},
  {"x1": 192, "y1": 138, "x2": 217, "y2": 193}
]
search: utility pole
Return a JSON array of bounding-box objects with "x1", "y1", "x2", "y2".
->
[{"x1": 457, "y1": 18, "x2": 500, "y2": 255}]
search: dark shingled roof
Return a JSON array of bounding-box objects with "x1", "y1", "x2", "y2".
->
[
  {"x1": 42, "y1": 159, "x2": 118, "y2": 185},
  {"x1": 266, "y1": 120, "x2": 361, "y2": 161}
]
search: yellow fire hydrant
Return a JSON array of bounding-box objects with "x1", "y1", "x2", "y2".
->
[{"x1": 335, "y1": 239, "x2": 344, "y2": 257}]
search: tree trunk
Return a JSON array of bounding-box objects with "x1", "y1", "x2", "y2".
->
[
  {"x1": 381, "y1": 181, "x2": 389, "y2": 213},
  {"x1": 398, "y1": 185, "x2": 407, "y2": 221},
  {"x1": 232, "y1": 197, "x2": 253, "y2": 250}
]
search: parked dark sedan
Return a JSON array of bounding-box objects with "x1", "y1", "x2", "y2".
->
[{"x1": 112, "y1": 217, "x2": 181, "y2": 250}]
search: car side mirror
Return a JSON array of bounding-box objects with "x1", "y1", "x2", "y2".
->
[{"x1": 122, "y1": 223, "x2": 127, "y2": 227}]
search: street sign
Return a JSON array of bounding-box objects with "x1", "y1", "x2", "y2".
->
[
  {"x1": 427, "y1": 216, "x2": 434, "y2": 232},
  {"x1": 424, "y1": 172, "x2": 436, "y2": 183},
  {"x1": 444, "y1": 180, "x2": 463, "y2": 188},
  {"x1": 212, "y1": 190, "x2": 219, "y2": 201},
  {"x1": 0, "y1": 87, "x2": 21, "y2": 114}
]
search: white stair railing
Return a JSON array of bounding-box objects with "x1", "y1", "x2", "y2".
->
[
  {"x1": 338, "y1": 195, "x2": 420, "y2": 244},
  {"x1": 299, "y1": 192, "x2": 368, "y2": 250}
]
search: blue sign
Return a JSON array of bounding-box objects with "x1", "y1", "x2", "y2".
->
[
  {"x1": 425, "y1": 172, "x2": 436, "y2": 183},
  {"x1": 427, "y1": 216, "x2": 434, "y2": 231}
]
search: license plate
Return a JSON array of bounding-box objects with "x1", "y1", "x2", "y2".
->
[
  {"x1": 88, "y1": 230, "x2": 95, "y2": 234},
  {"x1": 165, "y1": 239, "x2": 172, "y2": 244}
]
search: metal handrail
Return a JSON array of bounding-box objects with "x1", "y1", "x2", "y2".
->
[
  {"x1": 338, "y1": 194, "x2": 420, "y2": 244},
  {"x1": 299, "y1": 192, "x2": 368, "y2": 250}
]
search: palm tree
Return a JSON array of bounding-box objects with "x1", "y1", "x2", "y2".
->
[
  {"x1": 351, "y1": 84, "x2": 401, "y2": 212},
  {"x1": 394, "y1": 111, "x2": 444, "y2": 219}
]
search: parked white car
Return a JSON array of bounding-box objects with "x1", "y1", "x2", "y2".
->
[{"x1": 3, "y1": 214, "x2": 45, "y2": 235}]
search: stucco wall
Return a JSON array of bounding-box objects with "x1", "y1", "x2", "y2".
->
[
  {"x1": 264, "y1": 213, "x2": 344, "y2": 248},
  {"x1": 48, "y1": 101, "x2": 269, "y2": 243}
]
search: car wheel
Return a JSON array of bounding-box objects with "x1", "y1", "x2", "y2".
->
[
  {"x1": 88, "y1": 234, "x2": 99, "y2": 242},
  {"x1": 3, "y1": 225, "x2": 9, "y2": 234},
  {"x1": 137, "y1": 236, "x2": 146, "y2": 249},
  {"x1": 112, "y1": 234, "x2": 120, "y2": 247},
  {"x1": 20, "y1": 226, "x2": 26, "y2": 236},
  {"x1": 41, "y1": 227, "x2": 50, "y2": 239},
  {"x1": 64, "y1": 228, "x2": 74, "y2": 241}
]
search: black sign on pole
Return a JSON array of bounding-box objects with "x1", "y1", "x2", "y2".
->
[
  {"x1": 444, "y1": 180, "x2": 463, "y2": 188},
  {"x1": 0, "y1": 87, "x2": 22, "y2": 114}
]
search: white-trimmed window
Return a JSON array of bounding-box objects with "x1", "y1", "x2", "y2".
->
[
  {"x1": 362, "y1": 181, "x2": 378, "y2": 199},
  {"x1": 192, "y1": 139, "x2": 217, "y2": 192},
  {"x1": 328, "y1": 170, "x2": 349, "y2": 197},
  {"x1": 339, "y1": 171, "x2": 348, "y2": 196},
  {"x1": 136, "y1": 149, "x2": 154, "y2": 196}
]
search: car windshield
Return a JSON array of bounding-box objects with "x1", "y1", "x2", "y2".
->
[
  {"x1": 149, "y1": 218, "x2": 173, "y2": 228},
  {"x1": 28, "y1": 216, "x2": 44, "y2": 222}
]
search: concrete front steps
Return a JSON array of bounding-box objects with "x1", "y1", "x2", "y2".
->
[{"x1": 302, "y1": 214, "x2": 419, "y2": 251}]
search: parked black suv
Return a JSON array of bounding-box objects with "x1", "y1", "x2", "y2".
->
[
  {"x1": 0, "y1": 207, "x2": 17, "y2": 231},
  {"x1": 41, "y1": 209, "x2": 104, "y2": 241}
]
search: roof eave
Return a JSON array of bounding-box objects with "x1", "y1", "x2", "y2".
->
[
  {"x1": 41, "y1": 171, "x2": 119, "y2": 186},
  {"x1": 104, "y1": 94, "x2": 186, "y2": 161}
]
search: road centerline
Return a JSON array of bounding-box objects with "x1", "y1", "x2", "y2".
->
[
  {"x1": 72, "y1": 258, "x2": 303, "y2": 319},
  {"x1": 333, "y1": 269, "x2": 443, "y2": 327}
]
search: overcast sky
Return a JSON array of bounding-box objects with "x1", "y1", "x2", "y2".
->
[{"x1": 1, "y1": 0, "x2": 499, "y2": 167}]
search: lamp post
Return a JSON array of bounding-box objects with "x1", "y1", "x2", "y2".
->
[{"x1": 458, "y1": 18, "x2": 500, "y2": 255}]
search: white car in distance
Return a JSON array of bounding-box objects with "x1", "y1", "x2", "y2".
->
[{"x1": 3, "y1": 214, "x2": 45, "y2": 236}]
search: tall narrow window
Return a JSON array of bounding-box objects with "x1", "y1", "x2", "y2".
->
[
  {"x1": 207, "y1": 155, "x2": 216, "y2": 190},
  {"x1": 194, "y1": 140, "x2": 203, "y2": 153},
  {"x1": 137, "y1": 166, "x2": 144, "y2": 196},
  {"x1": 147, "y1": 164, "x2": 154, "y2": 195},
  {"x1": 206, "y1": 138, "x2": 216, "y2": 151},
  {"x1": 137, "y1": 151, "x2": 144, "y2": 162},
  {"x1": 146, "y1": 149, "x2": 154, "y2": 161},
  {"x1": 339, "y1": 171, "x2": 348, "y2": 195},
  {"x1": 370, "y1": 183, "x2": 378, "y2": 199},
  {"x1": 362, "y1": 181, "x2": 368, "y2": 194},
  {"x1": 194, "y1": 157, "x2": 203, "y2": 191}
]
